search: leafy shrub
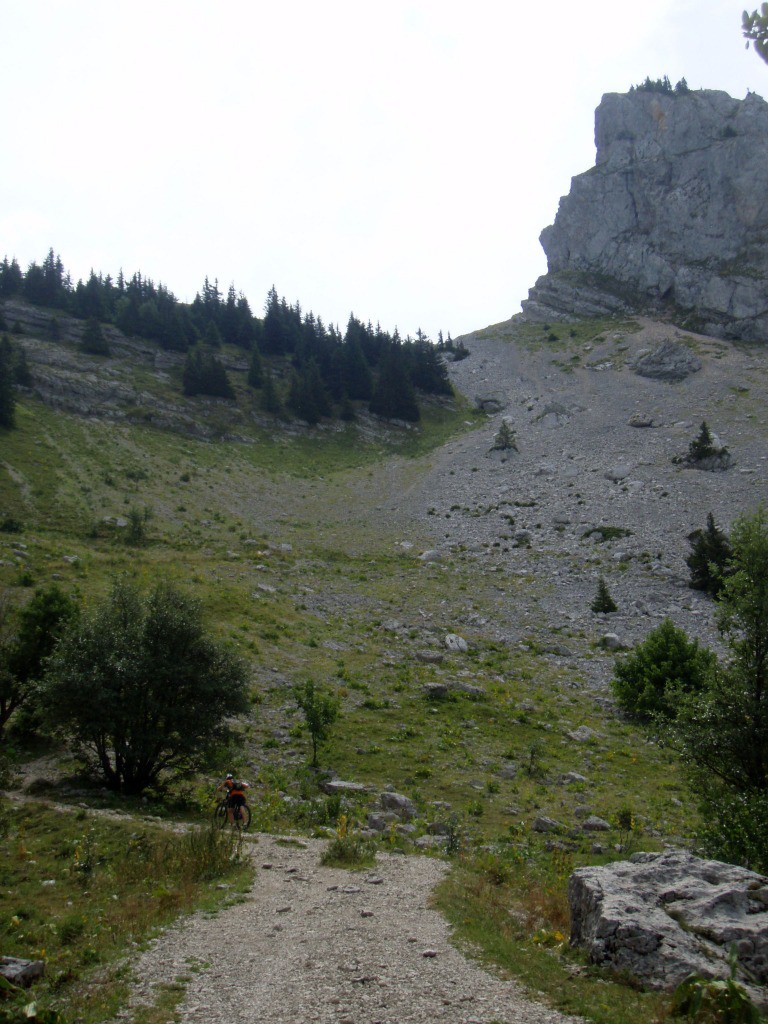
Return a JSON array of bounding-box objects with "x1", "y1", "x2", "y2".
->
[
  {"x1": 611, "y1": 619, "x2": 716, "y2": 722},
  {"x1": 44, "y1": 580, "x2": 249, "y2": 794},
  {"x1": 693, "y1": 786, "x2": 768, "y2": 874},
  {"x1": 672, "y1": 509, "x2": 768, "y2": 858},
  {"x1": 125, "y1": 505, "x2": 152, "y2": 546},
  {"x1": 320, "y1": 815, "x2": 375, "y2": 868},
  {"x1": 671, "y1": 947, "x2": 761, "y2": 1023},
  {"x1": 293, "y1": 679, "x2": 340, "y2": 768},
  {"x1": 0, "y1": 974, "x2": 67, "y2": 1023},
  {"x1": 474, "y1": 849, "x2": 512, "y2": 885}
]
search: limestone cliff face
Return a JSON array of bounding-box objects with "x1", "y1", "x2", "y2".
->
[{"x1": 523, "y1": 88, "x2": 768, "y2": 341}]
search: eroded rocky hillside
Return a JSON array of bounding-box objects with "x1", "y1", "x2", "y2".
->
[{"x1": 403, "y1": 315, "x2": 768, "y2": 674}]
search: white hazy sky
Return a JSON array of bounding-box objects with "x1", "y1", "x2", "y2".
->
[{"x1": 1, "y1": 1, "x2": 763, "y2": 340}]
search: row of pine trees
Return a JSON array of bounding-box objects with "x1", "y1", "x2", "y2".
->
[{"x1": 0, "y1": 251, "x2": 455, "y2": 424}]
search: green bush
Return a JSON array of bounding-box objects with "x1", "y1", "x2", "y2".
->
[
  {"x1": 611, "y1": 619, "x2": 716, "y2": 722},
  {"x1": 693, "y1": 786, "x2": 768, "y2": 874},
  {"x1": 671, "y1": 946, "x2": 761, "y2": 1023},
  {"x1": 44, "y1": 580, "x2": 249, "y2": 794},
  {"x1": 672, "y1": 508, "x2": 768, "y2": 862},
  {"x1": 320, "y1": 815, "x2": 375, "y2": 868}
]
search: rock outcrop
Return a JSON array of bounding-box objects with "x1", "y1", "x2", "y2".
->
[
  {"x1": 569, "y1": 850, "x2": 768, "y2": 1007},
  {"x1": 523, "y1": 87, "x2": 768, "y2": 342}
]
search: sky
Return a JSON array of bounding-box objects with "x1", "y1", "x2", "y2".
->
[{"x1": 1, "y1": 1, "x2": 764, "y2": 341}]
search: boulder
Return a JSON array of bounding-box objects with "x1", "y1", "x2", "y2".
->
[
  {"x1": 419, "y1": 549, "x2": 441, "y2": 562},
  {"x1": 600, "y1": 633, "x2": 625, "y2": 651},
  {"x1": 628, "y1": 412, "x2": 660, "y2": 428},
  {"x1": 319, "y1": 779, "x2": 369, "y2": 796},
  {"x1": 633, "y1": 341, "x2": 702, "y2": 382},
  {"x1": 451, "y1": 681, "x2": 485, "y2": 697},
  {"x1": 533, "y1": 816, "x2": 564, "y2": 833},
  {"x1": 604, "y1": 464, "x2": 633, "y2": 482},
  {"x1": 684, "y1": 450, "x2": 734, "y2": 473},
  {"x1": 0, "y1": 957, "x2": 45, "y2": 987},
  {"x1": 423, "y1": 683, "x2": 449, "y2": 700},
  {"x1": 444, "y1": 633, "x2": 469, "y2": 653},
  {"x1": 367, "y1": 812, "x2": 398, "y2": 832},
  {"x1": 569, "y1": 849, "x2": 768, "y2": 1007},
  {"x1": 379, "y1": 791, "x2": 416, "y2": 821},
  {"x1": 474, "y1": 392, "x2": 507, "y2": 414},
  {"x1": 567, "y1": 726, "x2": 597, "y2": 743},
  {"x1": 581, "y1": 815, "x2": 612, "y2": 832}
]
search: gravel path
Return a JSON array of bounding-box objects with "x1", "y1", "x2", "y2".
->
[{"x1": 119, "y1": 833, "x2": 582, "y2": 1024}]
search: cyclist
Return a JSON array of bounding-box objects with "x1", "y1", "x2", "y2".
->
[{"x1": 217, "y1": 773, "x2": 250, "y2": 827}]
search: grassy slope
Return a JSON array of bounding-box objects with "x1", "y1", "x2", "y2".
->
[
  {"x1": 0, "y1": 393, "x2": 690, "y2": 845},
  {"x1": 0, "y1": 336, "x2": 703, "y2": 1024}
]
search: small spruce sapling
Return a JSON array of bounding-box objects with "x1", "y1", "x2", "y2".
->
[
  {"x1": 687, "y1": 512, "x2": 732, "y2": 596},
  {"x1": 490, "y1": 420, "x2": 518, "y2": 452},
  {"x1": 591, "y1": 577, "x2": 617, "y2": 614},
  {"x1": 687, "y1": 420, "x2": 718, "y2": 461}
]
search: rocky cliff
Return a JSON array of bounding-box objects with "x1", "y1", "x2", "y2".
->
[{"x1": 522, "y1": 87, "x2": 768, "y2": 341}]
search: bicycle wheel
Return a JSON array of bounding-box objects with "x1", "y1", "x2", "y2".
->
[{"x1": 213, "y1": 801, "x2": 228, "y2": 829}]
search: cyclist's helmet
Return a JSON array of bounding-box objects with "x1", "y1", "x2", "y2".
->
[{"x1": 226, "y1": 773, "x2": 234, "y2": 779}]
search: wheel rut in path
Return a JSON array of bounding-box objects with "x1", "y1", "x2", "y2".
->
[{"x1": 119, "y1": 833, "x2": 583, "y2": 1024}]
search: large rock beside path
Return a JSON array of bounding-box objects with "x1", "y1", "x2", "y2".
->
[{"x1": 569, "y1": 849, "x2": 768, "y2": 1008}]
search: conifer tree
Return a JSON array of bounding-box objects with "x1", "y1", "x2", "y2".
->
[
  {"x1": 287, "y1": 359, "x2": 330, "y2": 425},
  {"x1": 247, "y1": 344, "x2": 264, "y2": 388},
  {"x1": 687, "y1": 421, "x2": 717, "y2": 462},
  {"x1": 407, "y1": 337, "x2": 452, "y2": 395},
  {"x1": 182, "y1": 346, "x2": 203, "y2": 396},
  {"x1": 671, "y1": 507, "x2": 768, "y2": 869},
  {"x1": 261, "y1": 370, "x2": 283, "y2": 415},
  {"x1": 202, "y1": 319, "x2": 223, "y2": 348},
  {"x1": 369, "y1": 343, "x2": 419, "y2": 422},
  {"x1": 0, "y1": 257, "x2": 23, "y2": 298},
  {"x1": 491, "y1": 420, "x2": 518, "y2": 452},
  {"x1": 591, "y1": 577, "x2": 617, "y2": 614},
  {"x1": 0, "y1": 334, "x2": 16, "y2": 428},
  {"x1": 341, "y1": 336, "x2": 373, "y2": 400},
  {"x1": 339, "y1": 393, "x2": 356, "y2": 421},
  {"x1": 182, "y1": 346, "x2": 234, "y2": 399},
  {"x1": 81, "y1": 317, "x2": 110, "y2": 355},
  {"x1": 687, "y1": 513, "x2": 733, "y2": 596},
  {"x1": 13, "y1": 344, "x2": 32, "y2": 387}
]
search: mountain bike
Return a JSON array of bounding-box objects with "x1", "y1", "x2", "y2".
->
[{"x1": 213, "y1": 797, "x2": 251, "y2": 831}]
